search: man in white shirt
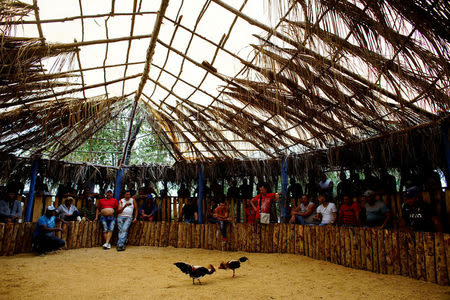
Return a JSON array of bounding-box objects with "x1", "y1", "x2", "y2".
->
[
  {"x1": 55, "y1": 197, "x2": 80, "y2": 221},
  {"x1": 313, "y1": 194, "x2": 337, "y2": 225},
  {"x1": 117, "y1": 191, "x2": 137, "y2": 251}
]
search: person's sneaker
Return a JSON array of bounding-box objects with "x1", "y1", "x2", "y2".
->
[
  {"x1": 106, "y1": 243, "x2": 111, "y2": 249},
  {"x1": 102, "y1": 243, "x2": 108, "y2": 249}
]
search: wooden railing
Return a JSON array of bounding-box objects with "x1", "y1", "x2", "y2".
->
[{"x1": 0, "y1": 221, "x2": 449, "y2": 286}]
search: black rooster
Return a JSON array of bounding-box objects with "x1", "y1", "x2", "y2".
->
[
  {"x1": 218, "y1": 256, "x2": 248, "y2": 277},
  {"x1": 174, "y1": 262, "x2": 216, "y2": 284}
]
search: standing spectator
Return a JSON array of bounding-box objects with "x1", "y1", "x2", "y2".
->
[
  {"x1": 378, "y1": 169, "x2": 397, "y2": 195},
  {"x1": 55, "y1": 197, "x2": 80, "y2": 221},
  {"x1": 80, "y1": 197, "x2": 97, "y2": 221},
  {"x1": 138, "y1": 194, "x2": 158, "y2": 222},
  {"x1": 362, "y1": 168, "x2": 380, "y2": 191},
  {"x1": 318, "y1": 172, "x2": 333, "y2": 201},
  {"x1": 0, "y1": 189, "x2": 22, "y2": 223},
  {"x1": 250, "y1": 182, "x2": 280, "y2": 225},
  {"x1": 160, "y1": 181, "x2": 169, "y2": 198},
  {"x1": 179, "y1": 198, "x2": 198, "y2": 223},
  {"x1": 400, "y1": 186, "x2": 441, "y2": 232},
  {"x1": 337, "y1": 171, "x2": 352, "y2": 200},
  {"x1": 32, "y1": 206, "x2": 67, "y2": 256},
  {"x1": 287, "y1": 178, "x2": 303, "y2": 203},
  {"x1": 350, "y1": 170, "x2": 363, "y2": 197},
  {"x1": 289, "y1": 194, "x2": 316, "y2": 225},
  {"x1": 227, "y1": 179, "x2": 240, "y2": 199},
  {"x1": 362, "y1": 190, "x2": 390, "y2": 228},
  {"x1": 116, "y1": 191, "x2": 137, "y2": 251},
  {"x1": 339, "y1": 195, "x2": 361, "y2": 226},
  {"x1": 214, "y1": 201, "x2": 232, "y2": 242},
  {"x1": 94, "y1": 189, "x2": 118, "y2": 250},
  {"x1": 239, "y1": 178, "x2": 253, "y2": 200},
  {"x1": 312, "y1": 194, "x2": 337, "y2": 226},
  {"x1": 305, "y1": 172, "x2": 319, "y2": 198},
  {"x1": 178, "y1": 183, "x2": 190, "y2": 199}
]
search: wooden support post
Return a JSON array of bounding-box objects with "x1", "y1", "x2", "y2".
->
[
  {"x1": 406, "y1": 231, "x2": 417, "y2": 279},
  {"x1": 435, "y1": 232, "x2": 449, "y2": 285},
  {"x1": 424, "y1": 232, "x2": 436, "y2": 283},
  {"x1": 399, "y1": 231, "x2": 409, "y2": 276},
  {"x1": 24, "y1": 159, "x2": 39, "y2": 222},
  {"x1": 113, "y1": 168, "x2": 124, "y2": 201},
  {"x1": 392, "y1": 231, "x2": 401, "y2": 275},
  {"x1": 377, "y1": 229, "x2": 386, "y2": 274},
  {"x1": 384, "y1": 230, "x2": 393, "y2": 274},
  {"x1": 365, "y1": 228, "x2": 373, "y2": 271},
  {"x1": 415, "y1": 231, "x2": 426, "y2": 281},
  {"x1": 372, "y1": 229, "x2": 379, "y2": 273},
  {"x1": 281, "y1": 158, "x2": 288, "y2": 222},
  {"x1": 198, "y1": 165, "x2": 204, "y2": 224}
]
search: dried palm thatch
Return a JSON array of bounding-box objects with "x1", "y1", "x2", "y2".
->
[{"x1": 0, "y1": 0, "x2": 448, "y2": 177}]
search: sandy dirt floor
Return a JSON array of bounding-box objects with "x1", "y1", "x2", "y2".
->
[{"x1": 0, "y1": 246, "x2": 449, "y2": 300}]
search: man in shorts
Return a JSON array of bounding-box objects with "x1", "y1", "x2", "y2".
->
[
  {"x1": 95, "y1": 190, "x2": 118, "y2": 249},
  {"x1": 250, "y1": 182, "x2": 280, "y2": 224}
]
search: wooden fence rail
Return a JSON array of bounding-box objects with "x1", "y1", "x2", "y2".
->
[{"x1": 0, "y1": 221, "x2": 449, "y2": 286}]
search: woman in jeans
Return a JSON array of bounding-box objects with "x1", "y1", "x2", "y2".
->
[{"x1": 117, "y1": 191, "x2": 137, "y2": 251}]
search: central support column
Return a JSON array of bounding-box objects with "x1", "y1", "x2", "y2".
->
[{"x1": 198, "y1": 164, "x2": 204, "y2": 224}]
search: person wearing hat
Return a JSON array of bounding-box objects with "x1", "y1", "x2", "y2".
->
[
  {"x1": 95, "y1": 189, "x2": 118, "y2": 250},
  {"x1": 400, "y1": 186, "x2": 441, "y2": 232},
  {"x1": 32, "y1": 206, "x2": 67, "y2": 255},
  {"x1": 362, "y1": 190, "x2": 390, "y2": 228},
  {"x1": 55, "y1": 197, "x2": 80, "y2": 221},
  {"x1": 138, "y1": 194, "x2": 158, "y2": 222},
  {"x1": 0, "y1": 189, "x2": 22, "y2": 223}
]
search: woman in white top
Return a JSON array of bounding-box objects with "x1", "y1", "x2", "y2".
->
[
  {"x1": 313, "y1": 194, "x2": 337, "y2": 225},
  {"x1": 117, "y1": 191, "x2": 137, "y2": 251}
]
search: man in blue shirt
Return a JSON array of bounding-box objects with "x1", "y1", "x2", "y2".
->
[{"x1": 32, "y1": 205, "x2": 67, "y2": 256}]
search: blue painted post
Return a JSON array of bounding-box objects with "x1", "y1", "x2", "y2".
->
[
  {"x1": 114, "y1": 168, "x2": 124, "y2": 201},
  {"x1": 24, "y1": 159, "x2": 39, "y2": 222},
  {"x1": 281, "y1": 158, "x2": 288, "y2": 222},
  {"x1": 443, "y1": 123, "x2": 450, "y2": 185},
  {"x1": 198, "y1": 165, "x2": 204, "y2": 224}
]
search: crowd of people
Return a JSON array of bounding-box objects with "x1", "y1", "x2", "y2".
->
[{"x1": 0, "y1": 168, "x2": 444, "y2": 256}]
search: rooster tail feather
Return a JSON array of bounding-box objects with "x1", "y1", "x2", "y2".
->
[{"x1": 239, "y1": 257, "x2": 248, "y2": 262}]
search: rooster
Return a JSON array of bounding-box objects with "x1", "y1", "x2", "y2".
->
[
  {"x1": 218, "y1": 256, "x2": 248, "y2": 277},
  {"x1": 174, "y1": 262, "x2": 215, "y2": 284}
]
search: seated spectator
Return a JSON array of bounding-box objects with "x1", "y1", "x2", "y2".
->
[
  {"x1": 289, "y1": 194, "x2": 316, "y2": 225},
  {"x1": 32, "y1": 206, "x2": 67, "y2": 256},
  {"x1": 312, "y1": 194, "x2": 337, "y2": 225},
  {"x1": 138, "y1": 194, "x2": 158, "y2": 222},
  {"x1": 400, "y1": 186, "x2": 441, "y2": 232},
  {"x1": 362, "y1": 190, "x2": 390, "y2": 228},
  {"x1": 339, "y1": 195, "x2": 361, "y2": 226},
  {"x1": 55, "y1": 197, "x2": 80, "y2": 221},
  {"x1": 0, "y1": 189, "x2": 22, "y2": 223},
  {"x1": 245, "y1": 199, "x2": 256, "y2": 223},
  {"x1": 80, "y1": 197, "x2": 97, "y2": 221},
  {"x1": 206, "y1": 200, "x2": 219, "y2": 224},
  {"x1": 179, "y1": 198, "x2": 198, "y2": 223},
  {"x1": 214, "y1": 201, "x2": 232, "y2": 242}
]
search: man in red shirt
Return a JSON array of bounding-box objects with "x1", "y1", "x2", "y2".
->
[
  {"x1": 250, "y1": 182, "x2": 280, "y2": 224},
  {"x1": 339, "y1": 195, "x2": 361, "y2": 226},
  {"x1": 94, "y1": 190, "x2": 118, "y2": 249}
]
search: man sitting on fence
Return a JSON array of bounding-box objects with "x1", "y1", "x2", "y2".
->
[
  {"x1": 362, "y1": 190, "x2": 390, "y2": 229},
  {"x1": 94, "y1": 189, "x2": 118, "y2": 250},
  {"x1": 138, "y1": 194, "x2": 158, "y2": 222},
  {"x1": 400, "y1": 186, "x2": 441, "y2": 232},
  {"x1": 56, "y1": 197, "x2": 80, "y2": 221},
  {"x1": 214, "y1": 201, "x2": 232, "y2": 242},
  {"x1": 312, "y1": 194, "x2": 337, "y2": 226},
  {"x1": 80, "y1": 197, "x2": 97, "y2": 221},
  {"x1": 0, "y1": 189, "x2": 22, "y2": 223},
  {"x1": 289, "y1": 194, "x2": 316, "y2": 225},
  {"x1": 32, "y1": 205, "x2": 67, "y2": 256},
  {"x1": 179, "y1": 197, "x2": 198, "y2": 223}
]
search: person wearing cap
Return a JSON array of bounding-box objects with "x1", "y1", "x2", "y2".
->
[
  {"x1": 55, "y1": 197, "x2": 80, "y2": 221},
  {"x1": 362, "y1": 190, "x2": 390, "y2": 228},
  {"x1": 138, "y1": 194, "x2": 158, "y2": 222},
  {"x1": 400, "y1": 186, "x2": 441, "y2": 232},
  {"x1": 250, "y1": 182, "x2": 280, "y2": 224},
  {"x1": 116, "y1": 191, "x2": 137, "y2": 251},
  {"x1": 95, "y1": 189, "x2": 118, "y2": 250},
  {"x1": 0, "y1": 189, "x2": 22, "y2": 223},
  {"x1": 32, "y1": 206, "x2": 67, "y2": 255}
]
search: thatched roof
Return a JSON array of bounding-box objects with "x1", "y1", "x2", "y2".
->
[{"x1": 0, "y1": 0, "x2": 448, "y2": 172}]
